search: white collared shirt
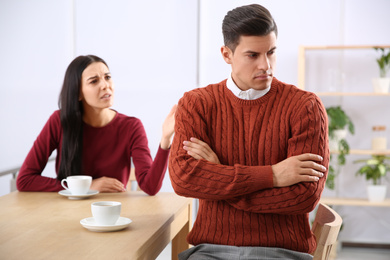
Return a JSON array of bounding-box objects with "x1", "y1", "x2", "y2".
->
[{"x1": 226, "y1": 74, "x2": 270, "y2": 100}]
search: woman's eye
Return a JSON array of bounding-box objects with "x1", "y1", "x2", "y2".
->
[
  {"x1": 105, "y1": 75, "x2": 111, "y2": 80},
  {"x1": 90, "y1": 80, "x2": 97, "y2": 84}
]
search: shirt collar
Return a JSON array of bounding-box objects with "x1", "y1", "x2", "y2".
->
[{"x1": 226, "y1": 74, "x2": 270, "y2": 100}]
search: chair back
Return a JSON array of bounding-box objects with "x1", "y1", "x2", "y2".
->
[
  {"x1": 311, "y1": 203, "x2": 342, "y2": 260},
  {"x1": 128, "y1": 168, "x2": 140, "y2": 191}
]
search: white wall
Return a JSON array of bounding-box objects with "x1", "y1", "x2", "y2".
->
[
  {"x1": 1, "y1": 0, "x2": 390, "y2": 245},
  {"x1": 0, "y1": 0, "x2": 198, "y2": 194}
]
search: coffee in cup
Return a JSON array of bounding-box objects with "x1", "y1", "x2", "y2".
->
[
  {"x1": 61, "y1": 175, "x2": 92, "y2": 195},
  {"x1": 91, "y1": 201, "x2": 121, "y2": 225}
]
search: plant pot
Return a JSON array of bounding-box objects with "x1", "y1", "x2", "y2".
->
[
  {"x1": 329, "y1": 129, "x2": 347, "y2": 151},
  {"x1": 367, "y1": 185, "x2": 387, "y2": 202},
  {"x1": 372, "y1": 78, "x2": 390, "y2": 93}
]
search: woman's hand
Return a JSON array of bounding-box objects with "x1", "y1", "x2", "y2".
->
[
  {"x1": 90, "y1": 176, "x2": 126, "y2": 192},
  {"x1": 183, "y1": 137, "x2": 220, "y2": 164},
  {"x1": 160, "y1": 104, "x2": 177, "y2": 149}
]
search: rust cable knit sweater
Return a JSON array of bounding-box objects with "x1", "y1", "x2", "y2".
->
[{"x1": 169, "y1": 78, "x2": 329, "y2": 254}]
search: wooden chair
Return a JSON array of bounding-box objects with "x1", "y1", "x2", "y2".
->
[{"x1": 311, "y1": 203, "x2": 343, "y2": 260}]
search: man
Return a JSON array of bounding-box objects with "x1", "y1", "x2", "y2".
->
[{"x1": 169, "y1": 4, "x2": 329, "y2": 259}]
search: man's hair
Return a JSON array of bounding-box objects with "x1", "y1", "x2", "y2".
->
[{"x1": 222, "y1": 4, "x2": 278, "y2": 52}]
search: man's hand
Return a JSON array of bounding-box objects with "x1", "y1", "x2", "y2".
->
[
  {"x1": 183, "y1": 137, "x2": 220, "y2": 164},
  {"x1": 271, "y1": 153, "x2": 326, "y2": 187},
  {"x1": 90, "y1": 176, "x2": 126, "y2": 192}
]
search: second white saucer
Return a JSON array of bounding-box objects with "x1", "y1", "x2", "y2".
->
[
  {"x1": 80, "y1": 217, "x2": 132, "y2": 232},
  {"x1": 58, "y1": 190, "x2": 99, "y2": 200}
]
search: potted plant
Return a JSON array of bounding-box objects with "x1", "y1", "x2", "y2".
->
[
  {"x1": 326, "y1": 106, "x2": 355, "y2": 190},
  {"x1": 354, "y1": 155, "x2": 390, "y2": 202},
  {"x1": 372, "y1": 47, "x2": 390, "y2": 93}
]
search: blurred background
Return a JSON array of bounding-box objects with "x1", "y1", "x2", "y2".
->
[{"x1": 1, "y1": 0, "x2": 389, "y2": 249}]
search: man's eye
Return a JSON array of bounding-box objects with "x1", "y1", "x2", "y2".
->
[
  {"x1": 105, "y1": 75, "x2": 111, "y2": 80},
  {"x1": 248, "y1": 53, "x2": 258, "y2": 58}
]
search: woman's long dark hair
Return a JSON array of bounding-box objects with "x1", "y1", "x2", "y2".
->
[{"x1": 57, "y1": 55, "x2": 108, "y2": 180}]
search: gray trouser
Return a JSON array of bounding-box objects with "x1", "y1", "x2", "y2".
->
[{"x1": 178, "y1": 244, "x2": 313, "y2": 260}]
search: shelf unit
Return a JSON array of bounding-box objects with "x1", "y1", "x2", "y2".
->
[
  {"x1": 298, "y1": 45, "x2": 390, "y2": 90},
  {"x1": 320, "y1": 197, "x2": 390, "y2": 207},
  {"x1": 297, "y1": 44, "x2": 390, "y2": 199},
  {"x1": 330, "y1": 149, "x2": 390, "y2": 155},
  {"x1": 297, "y1": 44, "x2": 390, "y2": 157}
]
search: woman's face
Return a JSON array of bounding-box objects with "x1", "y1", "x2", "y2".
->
[{"x1": 79, "y1": 62, "x2": 114, "y2": 112}]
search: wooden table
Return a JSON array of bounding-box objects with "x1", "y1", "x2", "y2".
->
[{"x1": 0, "y1": 191, "x2": 192, "y2": 260}]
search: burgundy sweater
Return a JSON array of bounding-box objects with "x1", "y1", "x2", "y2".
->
[
  {"x1": 169, "y1": 78, "x2": 329, "y2": 253},
  {"x1": 17, "y1": 110, "x2": 169, "y2": 195}
]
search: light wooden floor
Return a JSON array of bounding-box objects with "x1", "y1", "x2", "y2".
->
[{"x1": 336, "y1": 247, "x2": 390, "y2": 260}]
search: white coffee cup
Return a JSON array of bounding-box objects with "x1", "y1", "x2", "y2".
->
[
  {"x1": 91, "y1": 201, "x2": 121, "y2": 225},
  {"x1": 61, "y1": 175, "x2": 92, "y2": 195}
]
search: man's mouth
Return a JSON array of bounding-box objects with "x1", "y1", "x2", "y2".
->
[{"x1": 254, "y1": 69, "x2": 272, "y2": 79}]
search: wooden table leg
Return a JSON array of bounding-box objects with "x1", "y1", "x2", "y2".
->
[{"x1": 171, "y1": 200, "x2": 192, "y2": 260}]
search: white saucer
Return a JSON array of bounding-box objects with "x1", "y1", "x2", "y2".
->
[
  {"x1": 80, "y1": 217, "x2": 132, "y2": 232},
  {"x1": 58, "y1": 190, "x2": 99, "y2": 200}
]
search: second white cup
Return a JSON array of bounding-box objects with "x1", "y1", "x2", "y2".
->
[
  {"x1": 61, "y1": 175, "x2": 92, "y2": 195},
  {"x1": 91, "y1": 201, "x2": 122, "y2": 226}
]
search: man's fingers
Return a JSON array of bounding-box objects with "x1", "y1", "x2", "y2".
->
[
  {"x1": 183, "y1": 138, "x2": 220, "y2": 164},
  {"x1": 300, "y1": 161, "x2": 327, "y2": 172},
  {"x1": 189, "y1": 137, "x2": 202, "y2": 144},
  {"x1": 299, "y1": 175, "x2": 320, "y2": 182},
  {"x1": 297, "y1": 153, "x2": 323, "y2": 162},
  {"x1": 301, "y1": 168, "x2": 324, "y2": 178},
  {"x1": 183, "y1": 140, "x2": 208, "y2": 157},
  {"x1": 185, "y1": 138, "x2": 206, "y2": 149},
  {"x1": 186, "y1": 150, "x2": 201, "y2": 160},
  {"x1": 185, "y1": 146, "x2": 209, "y2": 160}
]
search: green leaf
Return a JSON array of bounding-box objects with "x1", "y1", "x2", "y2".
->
[
  {"x1": 366, "y1": 159, "x2": 379, "y2": 165},
  {"x1": 326, "y1": 173, "x2": 335, "y2": 190},
  {"x1": 379, "y1": 164, "x2": 386, "y2": 176}
]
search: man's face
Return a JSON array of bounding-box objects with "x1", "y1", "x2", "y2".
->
[{"x1": 221, "y1": 32, "x2": 277, "y2": 91}]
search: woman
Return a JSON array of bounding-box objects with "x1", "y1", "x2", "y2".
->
[{"x1": 16, "y1": 55, "x2": 176, "y2": 195}]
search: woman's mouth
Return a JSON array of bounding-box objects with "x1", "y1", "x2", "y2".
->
[{"x1": 101, "y1": 94, "x2": 111, "y2": 99}]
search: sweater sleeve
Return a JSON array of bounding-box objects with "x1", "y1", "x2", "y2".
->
[
  {"x1": 16, "y1": 111, "x2": 63, "y2": 192},
  {"x1": 130, "y1": 119, "x2": 169, "y2": 196},
  {"x1": 169, "y1": 91, "x2": 274, "y2": 200},
  {"x1": 226, "y1": 94, "x2": 329, "y2": 214}
]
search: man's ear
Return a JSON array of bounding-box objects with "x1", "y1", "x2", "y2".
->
[{"x1": 221, "y1": 46, "x2": 233, "y2": 64}]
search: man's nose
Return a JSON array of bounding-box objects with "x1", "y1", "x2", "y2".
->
[{"x1": 257, "y1": 55, "x2": 270, "y2": 71}]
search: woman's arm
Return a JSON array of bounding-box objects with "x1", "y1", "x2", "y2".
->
[
  {"x1": 16, "y1": 111, "x2": 63, "y2": 192},
  {"x1": 131, "y1": 105, "x2": 176, "y2": 195}
]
